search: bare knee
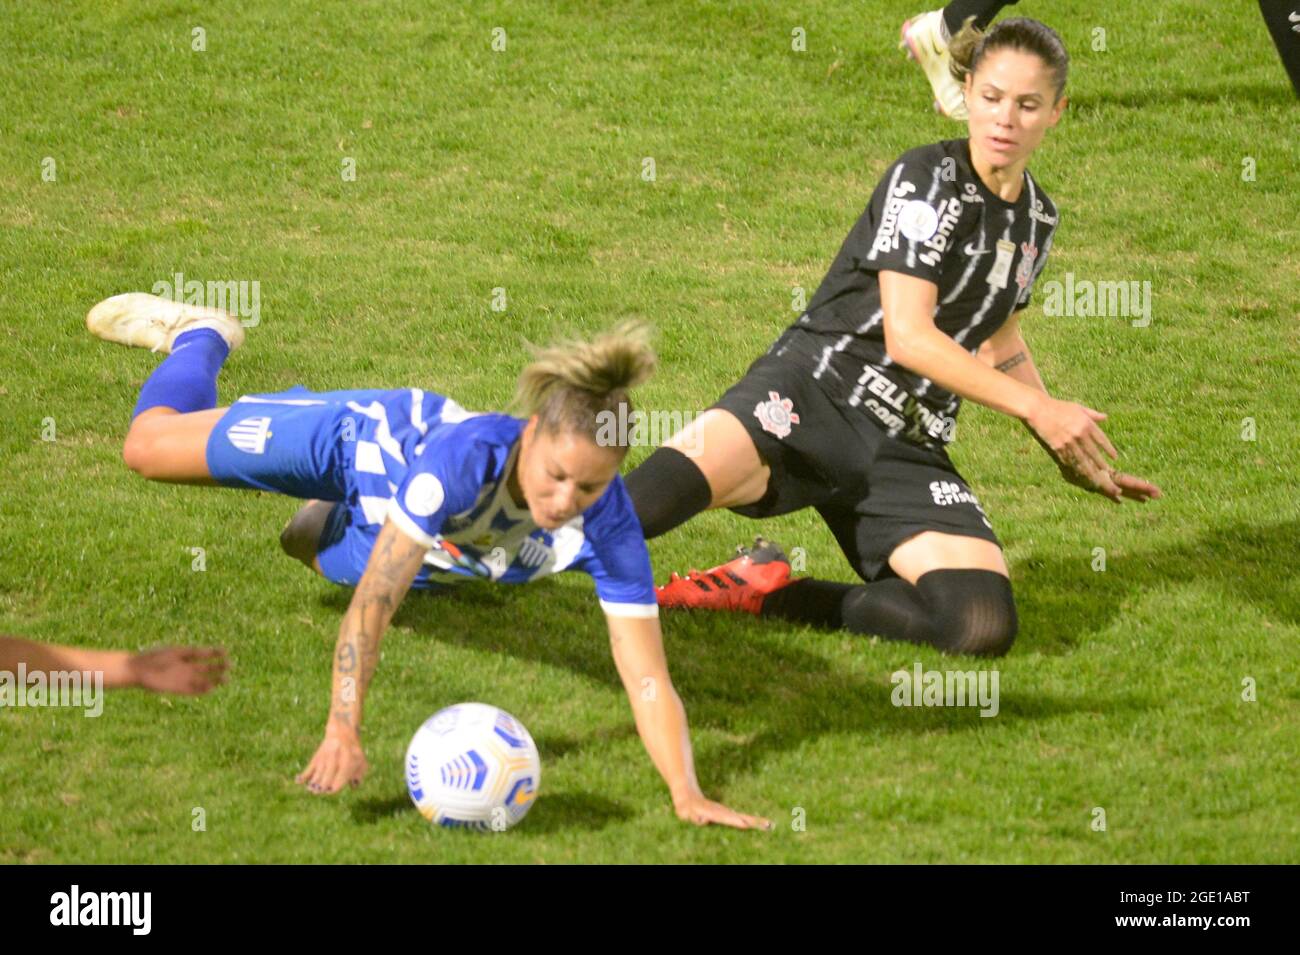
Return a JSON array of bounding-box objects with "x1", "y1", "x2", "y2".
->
[
  {"x1": 280, "y1": 501, "x2": 333, "y2": 568},
  {"x1": 122, "y1": 423, "x2": 159, "y2": 478},
  {"x1": 666, "y1": 408, "x2": 769, "y2": 510},
  {"x1": 280, "y1": 516, "x2": 314, "y2": 566}
]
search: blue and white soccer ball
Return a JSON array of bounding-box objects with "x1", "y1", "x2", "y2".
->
[{"x1": 405, "y1": 702, "x2": 541, "y2": 831}]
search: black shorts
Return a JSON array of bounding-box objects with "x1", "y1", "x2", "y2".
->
[{"x1": 711, "y1": 353, "x2": 1001, "y2": 582}]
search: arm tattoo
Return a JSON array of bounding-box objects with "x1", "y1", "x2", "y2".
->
[
  {"x1": 328, "y1": 526, "x2": 418, "y2": 727},
  {"x1": 996, "y1": 351, "x2": 1028, "y2": 373}
]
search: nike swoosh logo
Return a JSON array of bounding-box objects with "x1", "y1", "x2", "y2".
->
[{"x1": 964, "y1": 243, "x2": 991, "y2": 255}]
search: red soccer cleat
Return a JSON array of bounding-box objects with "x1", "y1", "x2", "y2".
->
[{"x1": 656, "y1": 537, "x2": 793, "y2": 615}]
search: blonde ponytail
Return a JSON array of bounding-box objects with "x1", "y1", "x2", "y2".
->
[{"x1": 514, "y1": 320, "x2": 656, "y2": 448}]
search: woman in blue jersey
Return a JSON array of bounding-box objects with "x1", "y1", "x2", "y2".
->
[
  {"x1": 627, "y1": 18, "x2": 1162, "y2": 655},
  {"x1": 87, "y1": 295, "x2": 769, "y2": 829}
]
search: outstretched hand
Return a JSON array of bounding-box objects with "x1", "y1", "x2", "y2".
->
[
  {"x1": 127, "y1": 646, "x2": 228, "y2": 694},
  {"x1": 674, "y1": 792, "x2": 773, "y2": 830},
  {"x1": 1026, "y1": 397, "x2": 1162, "y2": 504},
  {"x1": 1059, "y1": 463, "x2": 1163, "y2": 504},
  {"x1": 1027, "y1": 398, "x2": 1118, "y2": 477}
]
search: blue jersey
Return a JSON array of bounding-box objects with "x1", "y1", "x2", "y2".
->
[{"x1": 211, "y1": 386, "x2": 657, "y2": 618}]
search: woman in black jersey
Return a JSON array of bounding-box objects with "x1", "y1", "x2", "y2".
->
[{"x1": 626, "y1": 18, "x2": 1161, "y2": 656}]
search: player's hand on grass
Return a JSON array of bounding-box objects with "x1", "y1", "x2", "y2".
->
[
  {"x1": 673, "y1": 791, "x2": 773, "y2": 831},
  {"x1": 1058, "y1": 462, "x2": 1163, "y2": 504},
  {"x1": 1027, "y1": 397, "x2": 1119, "y2": 478},
  {"x1": 297, "y1": 725, "x2": 369, "y2": 794},
  {"x1": 1110, "y1": 470, "x2": 1162, "y2": 502},
  {"x1": 126, "y1": 646, "x2": 228, "y2": 695}
]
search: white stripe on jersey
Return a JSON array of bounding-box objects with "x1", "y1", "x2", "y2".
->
[
  {"x1": 358, "y1": 495, "x2": 391, "y2": 526},
  {"x1": 410, "y1": 388, "x2": 427, "y2": 435},
  {"x1": 857, "y1": 307, "x2": 885, "y2": 335},
  {"x1": 816, "y1": 307, "x2": 885, "y2": 384},
  {"x1": 865, "y1": 163, "x2": 906, "y2": 263},
  {"x1": 346, "y1": 400, "x2": 406, "y2": 466},
  {"x1": 354, "y1": 440, "x2": 385, "y2": 475},
  {"x1": 813, "y1": 336, "x2": 850, "y2": 379},
  {"x1": 439, "y1": 398, "x2": 478, "y2": 424},
  {"x1": 941, "y1": 212, "x2": 991, "y2": 305},
  {"x1": 234, "y1": 396, "x2": 326, "y2": 406},
  {"x1": 910, "y1": 213, "x2": 1014, "y2": 405},
  {"x1": 953, "y1": 213, "x2": 1016, "y2": 348}
]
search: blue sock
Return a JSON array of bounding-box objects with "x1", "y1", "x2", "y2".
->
[{"x1": 131, "y1": 328, "x2": 231, "y2": 419}]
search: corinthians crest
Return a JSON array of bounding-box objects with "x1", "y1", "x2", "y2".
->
[{"x1": 754, "y1": 390, "x2": 800, "y2": 439}]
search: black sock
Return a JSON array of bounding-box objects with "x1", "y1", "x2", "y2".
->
[
  {"x1": 761, "y1": 578, "x2": 857, "y2": 629},
  {"x1": 762, "y1": 569, "x2": 1017, "y2": 656},
  {"x1": 1259, "y1": 0, "x2": 1300, "y2": 97},
  {"x1": 942, "y1": 0, "x2": 1018, "y2": 38},
  {"x1": 624, "y1": 446, "x2": 713, "y2": 540},
  {"x1": 912, "y1": 569, "x2": 1018, "y2": 656},
  {"x1": 763, "y1": 577, "x2": 937, "y2": 643}
]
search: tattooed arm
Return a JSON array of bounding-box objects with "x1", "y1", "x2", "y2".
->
[
  {"x1": 977, "y1": 310, "x2": 1048, "y2": 391},
  {"x1": 296, "y1": 518, "x2": 429, "y2": 795}
]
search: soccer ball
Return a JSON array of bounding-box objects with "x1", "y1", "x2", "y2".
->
[{"x1": 404, "y1": 702, "x2": 541, "y2": 831}]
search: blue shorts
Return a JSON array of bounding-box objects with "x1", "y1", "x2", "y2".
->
[
  {"x1": 205, "y1": 386, "x2": 396, "y2": 498},
  {"x1": 205, "y1": 389, "x2": 454, "y2": 589},
  {"x1": 206, "y1": 386, "x2": 399, "y2": 587},
  {"x1": 313, "y1": 501, "x2": 374, "y2": 586}
]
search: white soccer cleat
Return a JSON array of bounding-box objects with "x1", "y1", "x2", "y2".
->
[
  {"x1": 899, "y1": 9, "x2": 969, "y2": 121},
  {"x1": 86, "y1": 292, "x2": 246, "y2": 354}
]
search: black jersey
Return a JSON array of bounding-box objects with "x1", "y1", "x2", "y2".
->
[{"x1": 772, "y1": 138, "x2": 1058, "y2": 451}]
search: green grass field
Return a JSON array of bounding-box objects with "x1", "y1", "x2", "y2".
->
[{"x1": 2, "y1": 0, "x2": 1297, "y2": 863}]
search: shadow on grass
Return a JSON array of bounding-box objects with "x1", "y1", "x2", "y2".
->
[
  {"x1": 315, "y1": 519, "x2": 1296, "y2": 803},
  {"x1": 514, "y1": 792, "x2": 633, "y2": 835},
  {"x1": 351, "y1": 794, "x2": 413, "y2": 824},
  {"x1": 1015, "y1": 518, "x2": 1300, "y2": 654},
  {"x1": 351, "y1": 790, "x2": 631, "y2": 833}
]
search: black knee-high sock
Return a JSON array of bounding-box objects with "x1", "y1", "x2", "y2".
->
[
  {"x1": 762, "y1": 570, "x2": 1017, "y2": 656},
  {"x1": 1259, "y1": 0, "x2": 1300, "y2": 97},
  {"x1": 762, "y1": 578, "x2": 937, "y2": 642},
  {"x1": 624, "y1": 446, "x2": 713, "y2": 540},
  {"x1": 942, "y1": 0, "x2": 1018, "y2": 39}
]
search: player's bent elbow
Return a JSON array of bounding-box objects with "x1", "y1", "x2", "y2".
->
[{"x1": 881, "y1": 327, "x2": 914, "y2": 369}]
